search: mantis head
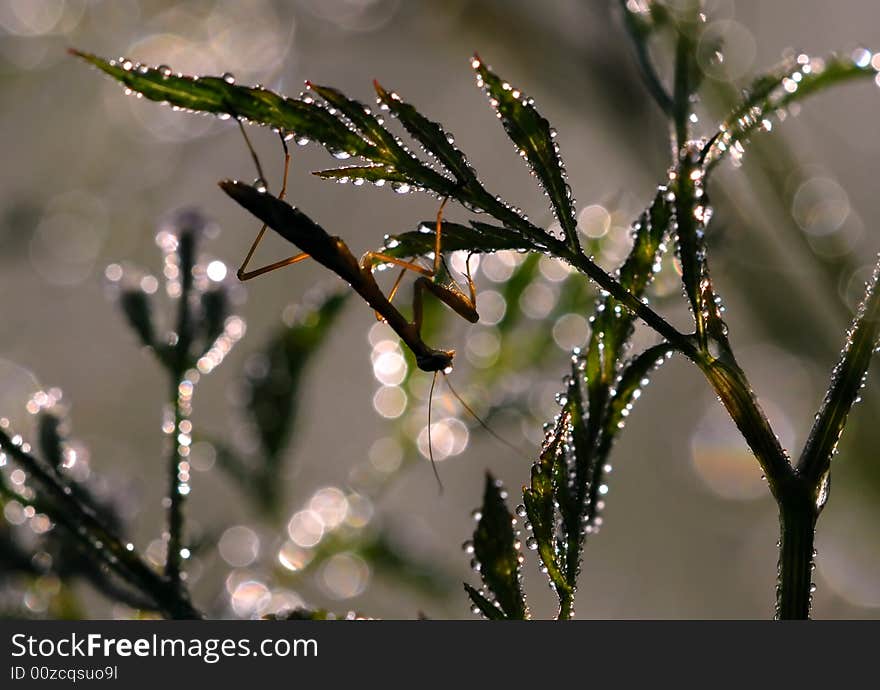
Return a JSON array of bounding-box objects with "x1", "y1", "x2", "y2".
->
[{"x1": 416, "y1": 349, "x2": 455, "y2": 373}]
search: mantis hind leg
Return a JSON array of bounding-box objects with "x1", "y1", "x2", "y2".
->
[
  {"x1": 432, "y1": 198, "x2": 479, "y2": 320},
  {"x1": 235, "y1": 124, "x2": 310, "y2": 280}
]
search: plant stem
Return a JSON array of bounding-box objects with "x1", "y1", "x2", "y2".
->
[
  {"x1": 672, "y1": 24, "x2": 694, "y2": 150},
  {"x1": 164, "y1": 228, "x2": 196, "y2": 586},
  {"x1": 697, "y1": 355, "x2": 793, "y2": 499},
  {"x1": 776, "y1": 490, "x2": 817, "y2": 620},
  {"x1": 558, "y1": 591, "x2": 574, "y2": 621},
  {"x1": 0, "y1": 429, "x2": 201, "y2": 619},
  {"x1": 164, "y1": 377, "x2": 186, "y2": 583}
]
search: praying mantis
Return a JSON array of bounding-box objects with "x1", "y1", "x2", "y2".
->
[
  {"x1": 221, "y1": 129, "x2": 479, "y2": 373},
  {"x1": 220, "y1": 132, "x2": 491, "y2": 487}
]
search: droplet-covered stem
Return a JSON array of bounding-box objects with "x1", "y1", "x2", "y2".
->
[{"x1": 776, "y1": 494, "x2": 817, "y2": 620}]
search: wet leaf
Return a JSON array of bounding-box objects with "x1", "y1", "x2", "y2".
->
[
  {"x1": 472, "y1": 55, "x2": 578, "y2": 249},
  {"x1": 585, "y1": 188, "x2": 672, "y2": 392},
  {"x1": 464, "y1": 584, "x2": 506, "y2": 620},
  {"x1": 800, "y1": 258, "x2": 880, "y2": 494},
  {"x1": 381, "y1": 220, "x2": 540, "y2": 260},
  {"x1": 313, "y1": 164, "x2": 411, "y2": 186},
  {"x1": 307, "y1": 81, "x2": 454, "y2": 194},
  {"x1": 469, "y1": 473, "x2": 527, "y2": 620},
  {"x1": 71, "y1": 51, "x2": 376, "y2": 159},
  {"x1": 522, "y1": 413, "x2": 573, "y2": 612},
  {"x1": 704, "y1": 52, "x2": 879, "y2": 172},
  {"x1": 373, "y1": 80, "x2": 479, "y2": 186}
]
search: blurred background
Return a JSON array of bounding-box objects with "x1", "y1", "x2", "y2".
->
[{"x1": 1, "y1": 0, "x2": 880, "y2": 619}]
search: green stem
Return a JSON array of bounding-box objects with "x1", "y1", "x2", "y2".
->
[
  {"x1": 697, "y1": 355, "x2": 794, "y2": 500},
  {"x1": 558, "y1": 591, "x2": 574, "y2": 621},
  {"x1": 776, "y1": 492, "x2": 817, "y2": 620}
]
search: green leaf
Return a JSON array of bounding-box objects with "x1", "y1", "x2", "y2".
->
[
  {"x1": 468, "y1": 472, "x2": 527, "y2": 620},
  {"x1": 704, "y1": 51, "x2": 880, "y2": 172},
  {"x1": 464, "y1": 584, "x2": 506, "y2": 620},
  {"x1": 381, "y1": 220, "x2": 542, "y2": 260},
  {"x1": 585, "y1": 342, "x2": 674, "y2": 525},
  {"x1": 307, "y1": 81, "x2": 454, "y2": 194},
  {"x1": 373, "y1": 80, "x2": 479, "y2": 187},
  {"x1": 313, "y1": 164, "x2": 411, "y2": 186},
  {"x1": 522, "y1": 412, "x2": 573, "y2": 615},
  {"x1": 799, "y1": 258, "x2": 880, "y2": 498},
  {"x1": 71, "y1": 51, "x2": 376, "y2": 160},
  {"x1": 671, "y1": 151, "x2": 726, "y2": 348},
  {"x1": 602, "y1": 342, "x2": 673, "y2": 457},
  {"x1": 585, "y1": 188, "x2": 672, "y2": 398},
  {"x1": 472, "y1": 54, "x2": 578, "y2": 250}
]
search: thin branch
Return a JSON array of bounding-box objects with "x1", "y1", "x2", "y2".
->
[
  {"x1": 618, "y1": 0, "x2": 674, "y2": 115},
  {"x1": 0, "y1": 428, "x2": 201, "y2": 619}
]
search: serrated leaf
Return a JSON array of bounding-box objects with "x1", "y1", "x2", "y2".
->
[
  {"x1": 381, "y1": 220, "x2": 540, "y2": 260},
  {"x1": 522, "y1": 412, "x2": 573, "y2": 614},
  {"x1": 585, "y1": 188, "x2": 672, "y2": 395},
  {"x1": 470, "y1": 472, "x2": 527, "y2": 620},
  {"x1": 308, "y1": 81, "x2": 454, "y2": 194},
  {"x1": 373, "y1": 80, "x2": 479, "y2": 186},
  {"x1": 799, "y1": 257, "x2": 880, "y2": 497},
  {"x1": 704, "y1": 51, "x2": 879, "y2": 172},
  {"x1": 603, "y1": 342, "x2": 673, "y2": 452},
  {"x1": 306, "y1": 82, "x2": 402, "y2": 158},
  {"x1": 72, "y1": 51, "x2": 376, "y2": 160},
  {"x1": 313, "y1": 164, "x2": 411, "y2": 186},
  {"x1": 472, "y1": 55, "x2": 578, "y2": 249},
  {"x1": 672, "y1": 151, "x2": 726, "y2": 348}
]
